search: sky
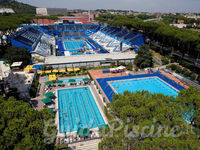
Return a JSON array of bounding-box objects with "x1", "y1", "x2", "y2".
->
[{"x1": 17, "y1": 0, "x2": 200, "y2": 13}]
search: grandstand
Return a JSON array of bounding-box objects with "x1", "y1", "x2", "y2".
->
[{"x1": 11, "y1": 24, "x2": 145, "y2": 57}]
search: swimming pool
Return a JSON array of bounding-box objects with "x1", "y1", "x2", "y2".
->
[
  {"x1": 58, "y1": 87, "x2": 106, "y2": 133},
  {"x1": 64, "y1": 40, "x2": 90, "y2": 50},
  {"x1": 110, "y1": 77, "x2": 179, "y2": 97},
  {"x1": 60, "y1": 78, "x2": 83, "y2": 83}
]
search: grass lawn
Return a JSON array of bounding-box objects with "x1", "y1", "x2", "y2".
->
[{"x1": 150, "y1": 49, "x2": 164, "y2": 60}]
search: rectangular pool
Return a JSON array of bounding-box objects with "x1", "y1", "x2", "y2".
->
[
  {"x1": 110, "y1": 77, "x2": 179, "y2": 97},
  {"x1": 64, "y1": 40, "x2": 90, "y2": 50},
  {"x1": 58, "y1": 87, "x2": 106, "y2": 133},
  {"x1": 60, "y1": 78, "x2": 84, "y2": 83}
]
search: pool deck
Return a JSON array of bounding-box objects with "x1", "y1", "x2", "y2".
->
[
  {"x1": 159, "y1": 70, "x2": 189, "y2": 88},
  {"x1": 55, "y1": 85, "x2": 108, "y2": 138},
  {"x1": 88, "y1": 70, "x2": 131, "y2": 103},
  {"x1": 32, "y1": 75, "x2": 89, "y2": 110}
]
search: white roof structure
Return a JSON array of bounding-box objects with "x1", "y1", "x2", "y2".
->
[
  {"x1": 117, "y1": 66, "x2": 126, "y2": 70},
  {"x1": 36, "y1": 8, "x2": 48, "y2": 15},
  {"x1": 45, "y1": 52, "x2": 136, "y2": 65},
  {"x1": 11, "y1": 62, "x2": 23, "y2": 67},
  {"x1": 0, "y1": 8, "x2": 15, "y2": 14}
]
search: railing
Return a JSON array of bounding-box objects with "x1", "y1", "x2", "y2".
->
[{"x1": 181, "y1": 78, "x2": 200, "y2": 90}]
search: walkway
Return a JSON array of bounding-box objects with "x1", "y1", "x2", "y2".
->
[
  {"x1": 159, "y1": 70, "x2": 189, "y2": 89},
  {"x1": 68, "y1": 139, "x2": 100, "y2": 150}
]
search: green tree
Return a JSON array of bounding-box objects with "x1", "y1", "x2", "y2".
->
[
  {"x1": 5, "y1": 46, "x2": 31, "y2": 66},
  {"x1": 99, "y1": 90, "x2": 200, "y2": 150},
  {"x1": 176, "y1": 87, "x2": 200, "y2": 128},
  {"x1": 0, "y1": 96, "x2": 56, "y2": 149},
  {"x1": 134, "y1": 45, "x2": 153, "y2": 69}
]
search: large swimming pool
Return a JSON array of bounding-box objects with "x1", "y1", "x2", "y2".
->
[
  {"x1": 58, "y1": 87, "x2": 106, "y2": 133},
  {"x1": 64, "y1": 40, "x2": 90, "y2": 50},
  {"x1": 110, "y1": 77, "x2": 179, "y2": 97}
]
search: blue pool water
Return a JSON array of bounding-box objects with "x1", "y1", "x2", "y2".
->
[
  {"x1": 58, "y1": 87, "x2": 106, "y2": 133},
  {"x1": 64, "y1": 40, "x2": 90, "y2": 50},
  {"x1": 60, "y1": 78, "x2": 83, "y2": 83},
  {"x1": 110, "y1": 77, "x2": 179, "y2": 97}
]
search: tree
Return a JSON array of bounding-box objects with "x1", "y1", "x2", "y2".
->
[
  {"x1": 176, "y1": 87, "x2": 200, "y2": 128},
  {"x1": 126, "y1": 62, "x2": 133, "y2": 71},
  {"x1": 0, "y1": 96, "x2": 56, "y2": 149},
  {"x1": 5, "y1": 46, "x2": 31, "y2": 66},
  {"x1": 134, "y1": 45, "x2": 153, "y2": 69},
  {"x1": 99, "y1": 90, "x2": 200, "y2": 150}
]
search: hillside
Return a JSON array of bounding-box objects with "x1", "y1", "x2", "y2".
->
[{"x1": 0, "y1": 0, "x2": 36, "y2": 14}]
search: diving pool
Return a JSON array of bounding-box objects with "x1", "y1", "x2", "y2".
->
[
  {"x1": 110, "y1": 77, "x2": 179, "y2": 97},
  {"x1": 60, "y1": 78, "x2": 83, "y2": 83},
  {"x1": 58, "y1": 87, "x2": 106, "y2": 133}
]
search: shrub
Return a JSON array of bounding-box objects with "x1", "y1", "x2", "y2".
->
[
  {"x1": 182, "y1": 68, "x2": 189, "y2": 75},
  {"x1": 30, "y1": 79, "x2": 39, "y2": 98},
  {"x1": 190, "y1": 73, "x2": 197, "y2": 80},
  {"x1": 169, "y1": 64, "x2": 177, "y2": 70},
  {"x1": 175, "y1": 66, "x2": 182, "y2": 73},
  {"x1": 162, "y1": 57, "x2": 169, "y2": 65},
  {"x1": 126, "y1": 62, "x2": 133, "y2": 71}
]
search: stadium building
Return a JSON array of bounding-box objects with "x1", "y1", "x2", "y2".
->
[{"x1": 11, "y1": 23, "x2": 145, "y2": 68}]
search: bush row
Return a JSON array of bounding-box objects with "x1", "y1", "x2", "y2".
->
[{"x1": 166, "y1": 64, "x2": 199, "y2": 82}]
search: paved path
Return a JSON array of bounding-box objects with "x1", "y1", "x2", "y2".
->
[
  {"x1": 68, "y1": 139, "x2": 101, "y2": 150},
  {"x1": 90, "y1": 83, "x2": 105, "y2": 112}
]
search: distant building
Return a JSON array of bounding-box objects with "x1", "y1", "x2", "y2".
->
[
  {"x1": 36, "y1": 8, "x2": 68, "y2": 16},
  {"x1": 0, "y1": 8, "x2": 15, "y2": 14},
  {"x1": 184, "y1": 14, "x2": 200, "y2": 20},
  {"x1": 34, "y1": 11, "x2": 99, "y2": 25},
  {"x1": 170, "y1": 24, "x2": 187, "y2": 29},
  {"x1": 36, "y1": 8, "x2": 48, "y2": 15},
  {"x1": 177, "y1": 20, "x2": 184, "y2": 24}
]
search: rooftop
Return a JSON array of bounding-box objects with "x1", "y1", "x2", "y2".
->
[
  {"x1": 11, "y1": 62, "x2": 23, "y2": 67},
  {"x1": 45, "y1": 52, "x2": 136, "y2": 65}
]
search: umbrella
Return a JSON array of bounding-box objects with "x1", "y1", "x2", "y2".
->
[
  {"x1": 37, "y1": 71, "x2": 43, "y2": 74},
  {"x1": 49, "y1": 74, "x2": 56, "y2": 81},
  {"x1": 45, "y1": 81, "x2": 53, "y2": 85},
  {"x1": 52, "y1": 69, "x2": 59, "y2": 73},
  {"x1": 42, "y1": 98, "x2": 52, "y2": 104},
  {"x1": 55, "y1": 80, "x2": 63, "y2": 84},
  {"x1": 67, "y1": 68, "x2": 73, "y2": 72},
  {"x1": 68, "y1": 79, "x2": 76, "y2": 82},
  {"x1": 74, "y1": 68, "x2": 80, "y2": 72},
  {"x1": 98, "y1": 124, "x2": 109, "y2": 131},
  {"x1": 45, "y1": 70, "x2": 52, "y2": 74},
  {"x1": 45, "y1": 92, "x2": 55, "y2": 98},
  {"x1": 77, "y1": 128, "x2": 89, "y2": 136},
  {"x1": 83, "y1": 78, "x2": 90, "y2": 82},
  {"x1": 59, "y1": 69, "x2": 66, "y2": 73}
]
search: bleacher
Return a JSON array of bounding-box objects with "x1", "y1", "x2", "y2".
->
[
  {"x1": 34, "y1": 33, "x2": 56, "y2": 56},
  {"x1": 57, "y1": 31, "x2": 87, "y2": 38},
  {"x1": 11, "y1": 24, "x2": 144, "y2": 57},
  {"x1": 12, "y1": 27, "x2": 43, "y2": 50},
  {"x1": 90, "y1": 31, "x2": 130, "y2": 53},
  {"x1": 40, "y1": 24, "x2": 100, "y2": 35},
  {"x1": 100, "y1": 25, "x2": 145, "y2": 47}
]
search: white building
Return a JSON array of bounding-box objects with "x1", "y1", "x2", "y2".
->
[{"x1": 0, "y1": 8, "x2": 15, "y2": 14}]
